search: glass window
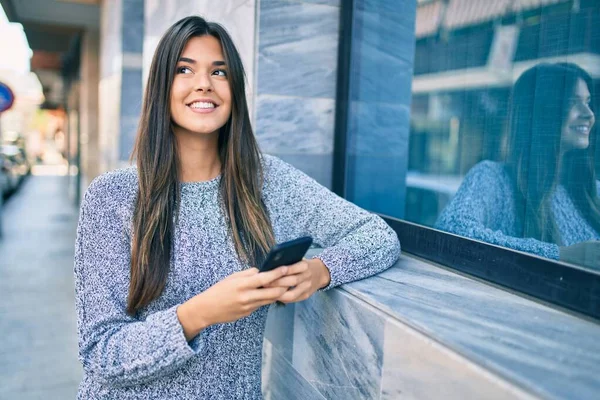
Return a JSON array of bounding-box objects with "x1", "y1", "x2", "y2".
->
[
  {"x1": 409, "y1": 0, "x2": 600, "y2": 271},
  {"x1": 345, "y1": 0, "x2": 600, "y2": 272}
]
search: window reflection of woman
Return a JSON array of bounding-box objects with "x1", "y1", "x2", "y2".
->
[{"x1": 436, "y1": 63, "x2": 600, "y2": 269}]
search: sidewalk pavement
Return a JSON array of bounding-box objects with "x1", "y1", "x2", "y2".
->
[{"x1": 0, "y1": 171, "x2": 82, "y2": 399}]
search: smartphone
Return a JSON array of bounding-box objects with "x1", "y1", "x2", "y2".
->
[{"x1": 259, "y1": 236, "x2": 313, "y2": 272}]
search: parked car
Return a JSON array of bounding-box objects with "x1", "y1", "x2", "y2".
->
[
  {"x1": 0, "y1": 153, "x2": 10, "y2": 196},
  {"x1": 1, "y1": 144, "x2": 29, "y2": 195},
  {"x1": 2, "y1": 131, "x2": 31, "y2": 175}
]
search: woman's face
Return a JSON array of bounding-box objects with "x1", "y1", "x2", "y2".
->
[
  {"x1": 561, "y1": 78, "x2": 595, "y2": 150},
  {"x1": 170, "y1": 35, "x2": 232, "y2": 139}
]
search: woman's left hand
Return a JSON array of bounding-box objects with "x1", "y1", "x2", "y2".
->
[{"x1": 265, "y1": 258, "x2": 331, "y2": 303}]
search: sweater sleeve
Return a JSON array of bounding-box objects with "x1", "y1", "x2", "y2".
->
[
  {"x1": 74, "y1": 172, "x2": 200, "y2": 388},
  {"x1": 263, "y1": 156, "x2": 400, "y2": 289},
  {"x1": 435, "y1": 161, "x2": 560, "y2": 260}
]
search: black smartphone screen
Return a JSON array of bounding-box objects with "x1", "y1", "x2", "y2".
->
[{"x1": 259, "y1": 236, "x2": 313, "y2": 272}]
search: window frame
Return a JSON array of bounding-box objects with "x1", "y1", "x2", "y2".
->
[{"x1": 332, "y1": 0, "x2": 600, "y2": 321}]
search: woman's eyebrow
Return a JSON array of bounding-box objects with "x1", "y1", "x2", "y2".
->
[{"x1": 177, "y1": 57, "x2": 226, "y2": 67}]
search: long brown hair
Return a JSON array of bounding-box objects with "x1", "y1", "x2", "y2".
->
[{"x1": 127, "y1": 16, "x2": 274, "y2": 315}]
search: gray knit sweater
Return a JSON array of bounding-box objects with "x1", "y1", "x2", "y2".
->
[
  {"x1": 436, "y1": 160, "x2": 600, "y2": 260},
  {"x1": 74, "y1": 154, "x2": 400, "y2": 399}
]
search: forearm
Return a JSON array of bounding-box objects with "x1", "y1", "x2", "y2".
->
[
  {"x1": 79, "y1": 306, "x2": 199, "y2": 387},
  {"x1": 176, "y1": 295, "x2": 211, "y2": 341},
  {"x1": 307, "y1": 258, "x2": 331, "y2": 289},
  {"x1": 315, "y1": 215, "x2": 400, "y2": 289}
]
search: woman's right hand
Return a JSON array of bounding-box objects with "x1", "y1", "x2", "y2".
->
[
  {"x1": 176, "y1": 266, "x2": 291, "y2": 341},
  {"x1": 559, "y1": 241, "x2": 600, "y2": 270}
]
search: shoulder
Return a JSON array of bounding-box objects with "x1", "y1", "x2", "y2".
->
[
  {"x1": 82, "y1": 166, "x2": 138, "y2": 210},
  {"x1": 260, "y1": 153, "x2": 326, "y2": 201},
  {"x1": 450, "y1": 161, "x2": 512, "y2": 202},
  {"x1": 260, "y1": 154, "x2": 305, "y2": 187},
  {"x1": 466, "y1": 160, "x2": 507, "y2": 179},
  {"x1": 462, "y1": 161, "x2": 510, "y2": 188},
  {"x1": 261, "y1": 153, "x2": 295, "y2": 176}
]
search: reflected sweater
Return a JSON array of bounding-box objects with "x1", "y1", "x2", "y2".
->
[
  {"x1": 436, "y1": 160, "x2": 600, "y2": 260},
  {"x1": 74, "y1": 154, "x2": 400, "y2": 399}
]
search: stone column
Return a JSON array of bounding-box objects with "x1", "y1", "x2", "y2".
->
[
  {"x1": 98, "y1": 0, "x2": 144, "y2": 173},
  {"x1": 79, "y1": 29, "x2": 100, "y2": 187},
  {"x1": 255, "y1": 1, "x2": 341, "y2": 189}
]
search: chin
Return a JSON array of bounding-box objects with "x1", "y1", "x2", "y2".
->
[
  {"x1": 571, "y1": 139, "x2": 590, "y2": 150},
  {"x1": 179, "y1": 124, "x2": 222, "y2": 136}
]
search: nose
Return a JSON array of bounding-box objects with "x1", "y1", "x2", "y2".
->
[
  {"x1": 578, "y1": 102, "x2": 594, "y2": 120},
  {"x1": 194, "y1": 72, "x2": 213, "y2": 92}
]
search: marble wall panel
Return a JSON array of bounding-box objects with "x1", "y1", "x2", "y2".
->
[
  {"x1": 120, "y1": 69, "x2": 143, "y2": 119},
  {"x1": 255, "y1": 95, "x2": 335, "y2": 154},
  {"x1": 100, "y1": 0, "x2": 144, "y2": 169},
  {"x1": 346, "y1": 257, "x2": 600, "y2": 400},
  {"x1": 118, "y1": 116, "x2": 139, "y2": 162},
  {"x1": 100, "y1": 0, "x2": 122, "y2": 79},
  {"x1": 264, "y1": 303, "x2": 296, "y2": 361},
  {"x1": 258, "y1": 0, "x2": 339, "y2": 99},
  {"x1": 292, "y1": 289, "x2": 385, "y2": 400},
  {"x1": 262, "y1": 339, "x2": 326, "y2": 400},
  {"x1": 255, "y1": 1, "x2": 341, "y2": 187},
  {"x1": 255, "y1": 93, "x2": 335, "y2": 187},
  {"x1": 99, "y1": 0, "x2": 123, "y2": 173},
  {"x1": 122, "y1": 0, "x2": 145, "y2": 53},
  {"x1": 98, "y1": 74, "x2": 121, "y2": 172},
  {"x1": 380, "y1": 316, "x2": 532, "y2": 400}
]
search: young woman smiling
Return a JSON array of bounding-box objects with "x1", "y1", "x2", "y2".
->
[{"x1": 74, "y1": 16, "x2": 400, "y2": 399}]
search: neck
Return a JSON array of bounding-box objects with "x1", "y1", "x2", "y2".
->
[{"x1": 175, "y1": 129, "x2": 221, "y2": 183}]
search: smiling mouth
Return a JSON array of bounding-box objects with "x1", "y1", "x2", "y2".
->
[
  {"x1": 569, "y1": 125, "x2": 590, "y2": 134},
  {"x1": 187, "y1": 101, "x2": 218, "y2": 110}
]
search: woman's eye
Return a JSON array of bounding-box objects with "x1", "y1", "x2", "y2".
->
[
  {"x1": 570, "y1": 99, "x2": 591, "y2": 108},
  {"x1": 213, "y1": 69, "x2": 227, "y2": 77},
  {"x1": 177, "y1": 66, "x2": 192, "y2": 74}
]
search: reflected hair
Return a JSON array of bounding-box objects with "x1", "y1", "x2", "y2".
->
[
  {"x1": 127, "y1": 16, "x2": 275, "y2": 315},
  {"x1": 506, "y1": 62, "x2": 600, "y2": 243}
]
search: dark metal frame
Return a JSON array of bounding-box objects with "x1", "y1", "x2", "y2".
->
[
  {"x1": 383, "y1": 217, "x2": 600, "y2": 320},
  {"x1": 332, "y1": 0, "x2": 600, "y2": 321},
  {"x1": 331, "y1": 0, "x2": 353, "y2": 198}
]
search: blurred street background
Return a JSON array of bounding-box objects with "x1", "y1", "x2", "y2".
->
[
  {"x1": 0, "y1": 1, "x2": 86, "y2": 398},
  {"x1": 0, "y1": 159, "x2": 82, "y2": 399}
]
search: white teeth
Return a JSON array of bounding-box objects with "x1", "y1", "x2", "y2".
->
[
  {"x1": 572, "y1": 126, "x2": 589, "y2": 133},
  {"x1": 189, "y1": 101, "x2": 215, "y2": 109}
]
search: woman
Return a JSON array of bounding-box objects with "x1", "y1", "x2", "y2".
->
[
  {"x1": 74, "y1": 16, "x2": 400, "y2": 399},
  {"x1": 436, "y1": 63, "x2": 599, "y2": 268}
]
